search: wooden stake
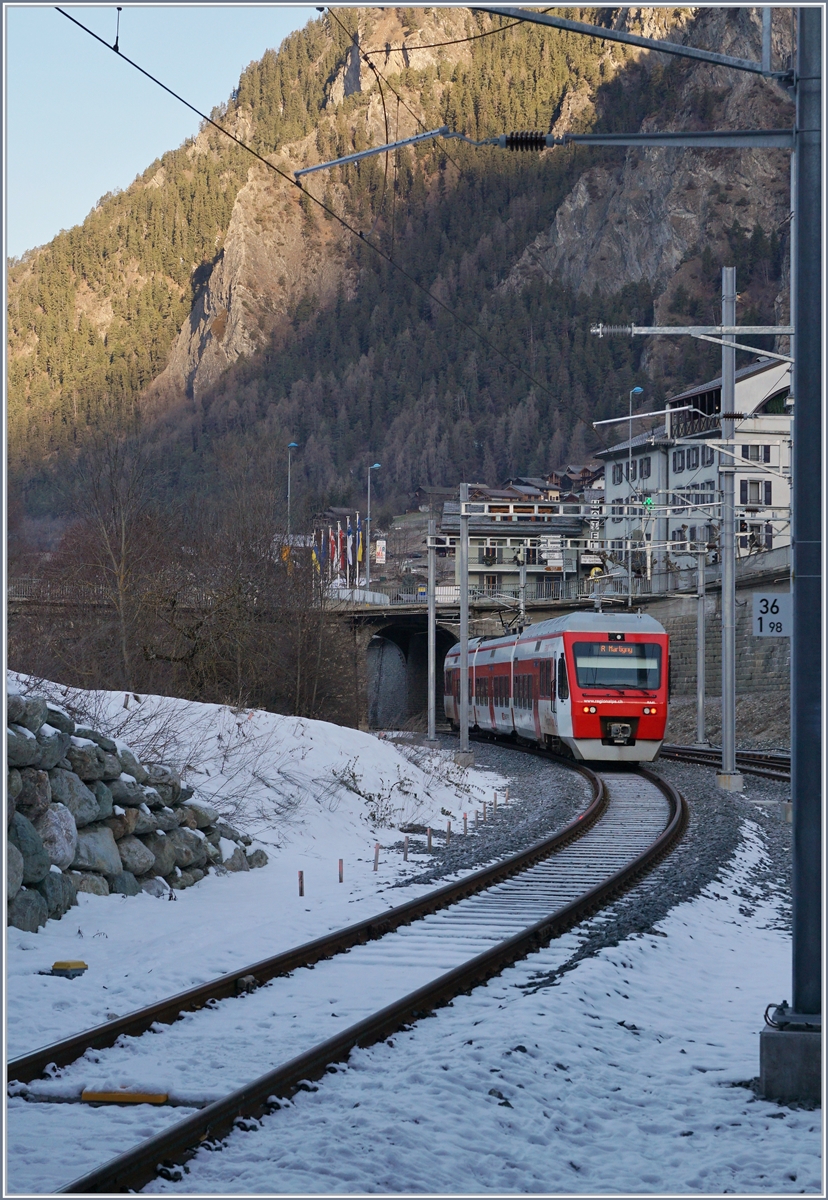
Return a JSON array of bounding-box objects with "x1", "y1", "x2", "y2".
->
[
  {"x1": 404, "y1": 835, "x2": 409, "y2": 861},
  {"x1": 298, "y1": 870, "x2": 304, "y2": 897},
  {"x1": 427, "y1": 827, "x2": 432, "y2": 851},
  {"x1": 446, "y1": 820, "x2": 451, "y2": 845},
  {"x1": 338, "y1": 858, "x2": 343, "y2": 883},
  {"x1": 493, "y1": 794, "x2": 498, "y2": 818},
  {"x1": 475, "y1": 810, "x2": 479, "y2": 828},
  {"x1": 483, "y1": 801, "x2": 487, "y2": 823},
  {"x1": 504, "y1": 787, "x2": 510, "y2": 804},
  {"x1": 373, "y1": 843, "x2": 380, "y2": 872},
  {"x1": 463, "y1": 813, "x2": 468, "y2": 835}
]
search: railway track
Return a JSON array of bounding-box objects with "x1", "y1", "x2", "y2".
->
[
  {"x1": 659, "y1": 743, "x2": 791, "y2": 782},
  {"x1": 8, "y1": 752, "x2": 686, "y2": 1194}
]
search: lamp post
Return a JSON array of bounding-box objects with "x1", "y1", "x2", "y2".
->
[
  {"x1": 286, "y1": 443, "x2": 299, "y2": 539},
  {"x1": 628, "y1": 387, "x2": 644, "y2": 606},
  {"x1": 366, "y1": 463, "x2": 381, "y2": 591}
]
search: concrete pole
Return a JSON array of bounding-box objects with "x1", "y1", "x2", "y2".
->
[
  {"x1": 790, "y1": 4, "x2": 821, "y2": 1019},
  {"x1": 716, "y1": 267, "x2": 742, "y2": 791},
  {"x1": 519, "y1": 557, "x2": 527, "y2": 627},
  {"x1": 457, "y1": 483, "x2": 473, "y2": 764},
  {"x1": 427, "y1": 517, "x2": 437, "y2": 744},
  {"x1": 695, "y1": 549, "x2": 706, "y2": 745}
]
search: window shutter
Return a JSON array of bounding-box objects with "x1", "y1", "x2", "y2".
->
[
  {"x1": 763, "y1": 445, "x2": 771, "y2": 463},
  {"x1": 764, "y1": 480, "x2": 772, "y2": 505},
  {"x1": 740, "y1": 479, "x2": 748, "y2": 504},
  {"x1": 742, "y1": 444, "x2": 749, "y2": 459}
]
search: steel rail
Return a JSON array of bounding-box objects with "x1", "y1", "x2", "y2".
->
[
  {"x1": 9, "y1": 753, "x2": 604, "y2": 1085},
  {"x1": 660, "y1": 743, "x2": 790, "y2": 781},
  {"x1": 57, "y1": 766, "x2": 686, "y2": 1194}
]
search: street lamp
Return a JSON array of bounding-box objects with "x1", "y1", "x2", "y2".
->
[
  {"x1": 366, "y1": 463, "x2": 381, "y2": 590},
  {"x1": 628, "y1": 387, "x2": 644, "y2": 606},
  {"x1": 287, "y1": 443, "x2": 299, "y2": 539}
]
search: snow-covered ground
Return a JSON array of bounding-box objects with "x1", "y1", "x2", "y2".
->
[
  {"x1": 6, "y1": 678, "x2": 509, "y2": 1057},
  {"x1": 5, "y1": 680, "x2": 821, "y2": 1194},
  {"x1": 143, "y1": 825, "x2": 821, "y2": 1196}
]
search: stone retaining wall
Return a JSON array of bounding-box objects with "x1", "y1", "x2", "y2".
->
[{"x1": 7, "y1": 693, "x2": 267, "y2": 933}]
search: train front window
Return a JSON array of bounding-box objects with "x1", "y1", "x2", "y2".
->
[{"x1": 572, "y1": 642, "x2": 662, "y2": 690}]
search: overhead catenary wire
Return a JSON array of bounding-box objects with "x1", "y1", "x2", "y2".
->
[{"x1": 54, "y1": 4, "x2": 602, "y2": 439}]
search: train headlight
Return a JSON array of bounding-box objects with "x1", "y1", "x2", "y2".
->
[
  {"x1": 643, "y1": 706, "x2": 656, "y2": 715},
  {"x1": 589, "y1": 706, "x2": 596, "y2": 713},
  {"x1": 583, "y1": 706, "x2": 589, "y2": 713}
]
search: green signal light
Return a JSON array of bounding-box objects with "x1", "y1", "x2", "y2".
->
[{"x1": 643, "y1": 496, "x2": 654, "y2": 507}]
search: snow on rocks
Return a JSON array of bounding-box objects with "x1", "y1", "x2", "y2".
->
[{"x1": 5, "y1": 681, "x2": 267, "y2": 933}]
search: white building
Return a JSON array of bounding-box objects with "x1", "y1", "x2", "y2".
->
[{"x1": 597, "y1": 358, "x2": 791, "y2": 576}]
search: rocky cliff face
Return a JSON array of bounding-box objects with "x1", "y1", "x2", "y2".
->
[
  {"x1": 503, "y1": 7, "x2": 793, "y2": 382},
  {"x1": 149, "y1": 7, "x2": 793, "y2": 409}
]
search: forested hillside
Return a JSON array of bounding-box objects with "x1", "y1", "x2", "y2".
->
[{"x1": 8, "y1": 7, "x2": 792, "y2": 526}]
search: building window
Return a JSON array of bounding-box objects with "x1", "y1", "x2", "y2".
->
[
  {"x1": 742, "y1": 444, "x2": 771, "y2": 463},
  {"x1": 687, "y1": 446, "x2": 700, "y2": 470},
  {"x1": 701, "y1": 444, "x2": 715, "y2": 467},
  {"x1": 626, "y1": 459, "x2": 637, "y2": 482},
  {"x1": 639, "y1": 456, "x2": 651, "y2": 479},
  {"x1": 672, "y1": 449, "x2": 685, "y2": 472},
  {"x1": 740, "y1": 480, "x2": 773, "y2": 506},
  {"x1": 612, "y1": 463, "x2": 623, "y2": 486}
]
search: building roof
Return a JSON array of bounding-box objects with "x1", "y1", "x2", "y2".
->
[
  {"x1": 594, "y1": 426, "x2": 668, "y2": 459},
  {"x1": 666, "y1": 357, "x2": 786, "y2": 407}
]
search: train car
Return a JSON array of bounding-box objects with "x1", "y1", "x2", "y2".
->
[{"x1": 443, "y1": 611, "x2": 669, "y2": 763}]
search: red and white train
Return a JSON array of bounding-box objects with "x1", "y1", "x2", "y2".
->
[{"x1": 444, "y1": 612, "x2": 669, "y2": 763}]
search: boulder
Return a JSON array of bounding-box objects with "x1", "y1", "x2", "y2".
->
[
  {"x1": 75, "y1": 727, "x2": 117, "y2": 753},
  {"x1": 71, "y1": 826, "x2": 123, "y2": 877},
  {"x1": 189, "y1": 868, "x2": 205, "y2": 883},
  {"x1": 16, "y1": 769, "x2": 52, "y2": 823},
  {"x1": 10, "y1": 695, "x2": 49, "y2": 734},
  {"x1": 108, "y1": 774, "x2": 145, "y2": 807},
  {"x1": 8, "y1": 768, "x2": 23, "y2": 800},
  {"x1": 140, "y1": 831, "x2": 177, "y2": 877},
  {"x1": 215, "y1": 820, "x2": 245, "y2": 843},
  {"x1": 66, "y1": 739, "x2": 106, "y2": 783},
  {"x1": 154, "y1": 806, "x2": 180, "y2": 832},
  {"x1": 8, "y1": 813, "x2": 51, "y2": 884},
  {"x1": 8, "y1": 724, "x2": 41, "y2": 768},
  {"x1": 35, "y1": 871, "x2": 78, "y2": 919},
  {"x1": 33, "y1": 803, "x2": 78, "y2": 869},
  {"x1": 116, "y1": 746, "x2": 148, "y2": 785},
  {"x1": 109, "y1": 870, "x2": 141, "y2": 897},
  {"x1": 172, "y1": 870, "x2": 195, "y2": 889},
  {"x1": 141, "y1": 876, "x2": 170, "y2": 898},
  {"x1": 49, "y1": 770, "x2": 99, "y2": 828},
  {"x1": 132, "y1": 807, "x2": 157, "y2": 835},
  {"x1": 103, "y1": 808, "x2": 140, "y2": 840},
  {"x1": 178, "y1": 785, "x2": 195, "y2": 803},
  {"x1": 45, "y1": 702, "x2": 75, "y2": 735},
  {"x1": 142, "y1": 786, "x2": 164, "y2": 811},
  {"x1": 7, "y1": 842, "x2": 24, "y2": 901},
  {"x1": 223, "y1": 846, "x2": 250, "y2": 873},
  {"x1": 117, "y1": 835, "x2": 156, "y2": 876},
  {"x1": 100, "y1": 752, "x2": 123, "y2": 781},
  {"x1": 69, "y1": 872, "x2": 110, "y2": 896},
  {"x1": 176, "y1": 807, "x2": 199, "y2": 830},
  {"x1": 205, "y1": 841, "x2": 221, "y2": 864},
  {"x1": 7, "y1": 694, "x2": 28, "y2": 726},
  {"x1": 36, "y1": 725, "x2": 72, "y2": 771},
  {"x1": 8, "y1": 887, "x2": 49, "y2": 931},
  {"x1": 91, "y1": 781, "x2": 114, "y2": 821},
  {"x1": 167, "y1": 827, "x2": 208, "y2": 870},
  {"x1": 143, "y1": 764, "x2": 181, "y2": 805},
  {"x1": 247, "y1": 849, "x2": 269, "y2": 869},
  {"x1": 181, "y1": 803, "x2": 216, "y2": 830}
]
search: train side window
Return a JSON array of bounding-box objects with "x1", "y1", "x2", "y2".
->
[{"x1": 557, "y1": 655, "x2": 569, "y2": 701}]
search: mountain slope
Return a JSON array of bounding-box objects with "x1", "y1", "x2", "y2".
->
[{"x1": 7, "y1": 7, "x2": 792, "y2": 521}]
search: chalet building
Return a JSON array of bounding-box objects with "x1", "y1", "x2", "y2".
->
[{"x1": 596, "y1": 358, "x2": 791, "y2": 574}]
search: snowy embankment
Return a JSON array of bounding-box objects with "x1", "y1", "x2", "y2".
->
[
  {"x1": 141, "y1": 824, "x2": 820, "y2": 1197},
  {"x1": 6, "y1": 676, "x2": 507, "y2": 1058}
]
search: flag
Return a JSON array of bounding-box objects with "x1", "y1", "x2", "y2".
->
[
  {"x1": 338, "y1": 522, "x2": 345, "y2": 570},
  {"x1": 356, "y1": 512, "x2": 363, "y2": 563},
  {"x1": 347, "y1": 522, "x2": 353, "y2": 567},
  {"x1": 329, "y1": 526, "x2": 336, "y2": 566},
  {"x1": 311, "y1": 544, "x2": 320, "y2": 573}
]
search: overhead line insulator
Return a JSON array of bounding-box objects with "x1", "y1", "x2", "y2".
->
[{"x1": 499, "y1": 131, "x2": 553, "y2": 151}]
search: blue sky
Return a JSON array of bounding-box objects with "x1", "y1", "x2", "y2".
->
[{"x1": 5, "y1": 5, "x2": 316, "y2": 258}]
